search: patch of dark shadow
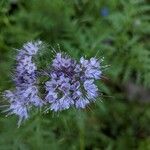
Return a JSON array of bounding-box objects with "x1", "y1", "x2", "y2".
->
[
  {"x1": 101, "y1": 38, "x2": 114, "y2": 46},
  {"x1": 8, "y1": 1, "x2": 19, "y2": 15},
  {"x1": 127, "y1": 30, "x2": 133, "y2": 38},
  {"x1": 52, "y1": 127, "x2": 61, "y2": 139},
  {"x1": 101, "y1": 125, "x2": 119, "y2": 139}
]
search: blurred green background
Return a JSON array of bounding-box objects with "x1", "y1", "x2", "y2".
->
[{"x1": 0, "y1": 0, "x2": 150, "y2": 149}]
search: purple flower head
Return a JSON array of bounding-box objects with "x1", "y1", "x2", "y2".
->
[
  {"x1": 3, "y1": 41, "x2": 43, "y2": 125},
  {"x1": 84, "y1": 80, "x2": 98, "y2": 99},
  {"x1": 4, "y1": 90, "x2": 29, "y2": 126},
  {"x1": 45, "y1": 53, "x2": 102, "y2": 112},
  {"x1": 14, "y1": 41, "x2": 42, "y2": 86},
  {"x1": 80, "y1": 57, "x2": 102, "y2": 79},
  {"x1": 23, "y1": 41, "x2": 42, "y2": 56}
]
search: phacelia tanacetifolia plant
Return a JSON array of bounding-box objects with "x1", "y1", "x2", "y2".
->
[{"x1": 3, "y1": 41, "x2": 103, "y2": 126}]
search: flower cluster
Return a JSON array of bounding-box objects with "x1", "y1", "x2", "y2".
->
[
  {"x1": 45, "y1": 53, "x2": 101, "y2": 111},
  {"x1": 3, "y1": 41, "x2": 102, "y2": 125},
  {"x1": 4, "y1": 41, "x2": 43, "y2": 126}
]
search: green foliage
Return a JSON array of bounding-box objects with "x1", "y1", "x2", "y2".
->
[{"x1": 0, "y1": 0, "x2": 150, "y2": 149}]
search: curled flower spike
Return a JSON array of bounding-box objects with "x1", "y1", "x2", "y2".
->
[
  {"x1": 3, "y1": 41, "x2": 43, "y2": 126},
  {"x1": 45, "y1": 53, "x2": 102, "y2": 112}
]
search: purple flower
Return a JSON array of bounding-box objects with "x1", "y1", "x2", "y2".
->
[
  {"x1": 3, "y1": 41, "x2": 43, "y2": 125},
  {"x1": 45, "y1": 53, "x2": 101, "y2": 111},
  {"x1": 4, "y1": 86, "x2": 42, "y2": 126},
  {"x1": 50, "y1": 96, "x2": 74, "y2": 112},
  {"x1": 4, "y1": 90, "x2": 28, "y2": 126},
  {"x1": 75, "y1": 98, "x2": 89, "y2": 109},
  {"x1": 80, "y1": 57, "x2": 101, "y2": 79},
  {"x1": 23, "y1": 41, "x2": 42, "y2": 55},
  {"x1": 84, "y1": 80, "x2": 98, "y2": 99}
]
